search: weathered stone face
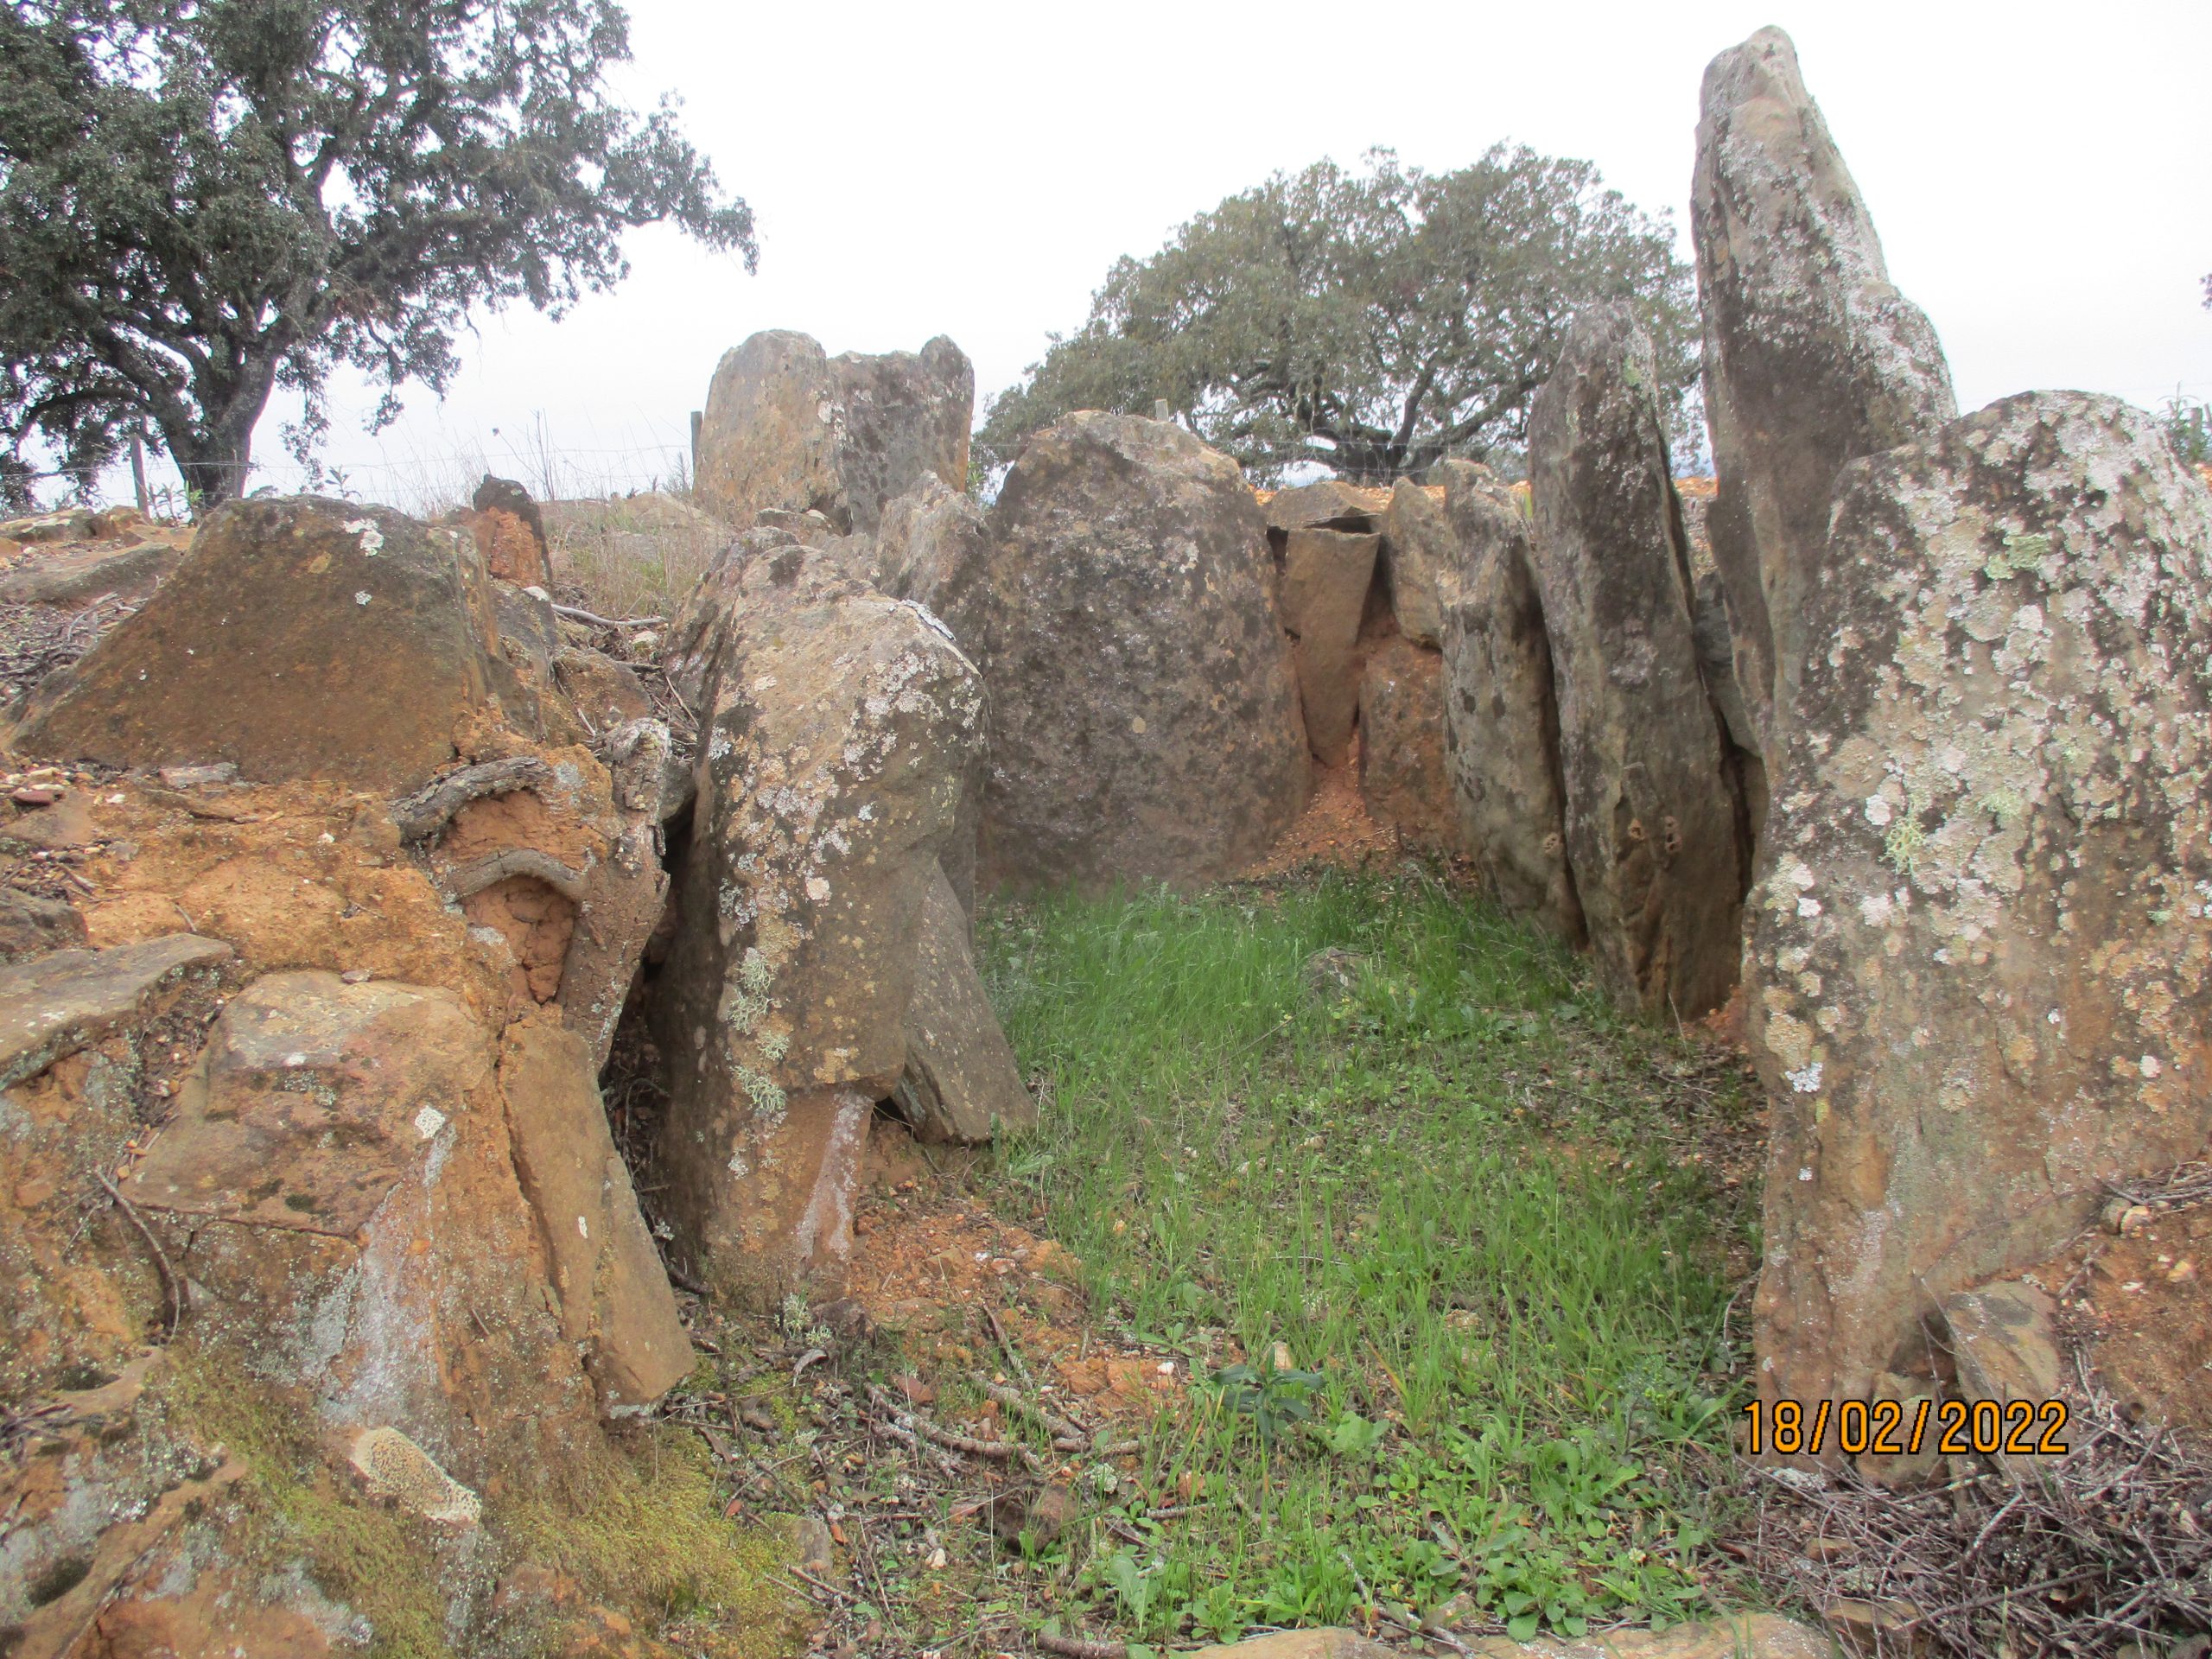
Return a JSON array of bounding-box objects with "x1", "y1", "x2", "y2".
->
[
  {"x1": 467, "y1": 474, "x2": 550, "y2": 587},
  {"x1": 892, "y1": 862, "x2": 1036, "y2": 1145},
  {"x1": 653, "y1": 542, "x2": 982, "y2": 1299},
  {"x1": 1379, "y1": 479, "x2": 1450, "y2": 647},
  {"x1": 499, "y1": 1020, "x2": 690, "y2": 1414},
  {"x1": 981, "y1": 413, "x2": 1309, "y2": 889},
  {"x1": 1437, "y1": 465, "x2": 1582, "y2": 942},
  {"x1": 1529, "y1": 306, "x2": 1747, "y2": 1019},
  {"x1": 395, "y1": 751, "x2": 669, "y2": 1070},
  {"x1": 124, "y1": 971, "x2": 601, "y2": 1478},
  {"x1": 1692, "y1": 25, "x2": 1957, "y2": 766},
  {"x1": 693, "y1": 330, "x2": 973, "y2": 537},
  {"x1": 874, "y1": 477, "x2": 995, "y2": 917},
  {"x1": 1749, "y1": 392, "x2": 2212, "y2": 1424},
  {"x1": 13, "y1": 498, "x2": 499, "y2": 793},
  {"x1": 876, "y1": 473, "x2": 996, "y2": 674},
  {"x1": 1279, "y1": 529, "x2": 1381, "y2": 768},
  {"x1": 1355, "y1": 637, "x2": 1456, "y2": 853}
]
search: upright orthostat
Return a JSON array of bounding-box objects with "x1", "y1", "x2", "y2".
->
[
  {"x1": 1748, "y1": 393, "x2": 2212, "y2": 1427},
  {"x1": 1691, "y1": 26, "x2": 1955, "y2": 767},
  {"x1": 1529, "y1": 305, "x2": 1747, "y2": 1020},
  {"x1": 693, "y1": 330, "x2": 973, "y2": 537},
  {"x1": 979, "y1": 413, "x2": 1309, "y2": 890}
]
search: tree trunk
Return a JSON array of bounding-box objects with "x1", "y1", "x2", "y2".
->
[{"x1": 164, "y1": 354, "x2": 277, "y2": 510}]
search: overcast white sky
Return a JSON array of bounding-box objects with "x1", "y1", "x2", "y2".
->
[{"x1": 239, "y1": 0, "x2": 2212, "y2": 507}]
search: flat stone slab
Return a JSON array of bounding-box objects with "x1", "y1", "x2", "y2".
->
[{"x1": 0, "y1": 933, "x2": 229, "y2": 1089}]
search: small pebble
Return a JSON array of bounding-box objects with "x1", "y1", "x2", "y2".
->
[{"x1": 340, "y1": 969, "x2": 372, "y2": 984}]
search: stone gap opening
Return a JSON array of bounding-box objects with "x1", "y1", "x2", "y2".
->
[{"x1": 597, "y1": 793, "x2": 691, "y2": 1250}]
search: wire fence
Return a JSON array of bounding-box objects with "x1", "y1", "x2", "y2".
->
[{"x1": 20, "y1": 422, "x2": 699, "y2": 524}]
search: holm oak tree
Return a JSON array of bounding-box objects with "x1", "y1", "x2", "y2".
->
[
  {"x1": 978, "y1": 147, "x2": 1696, "y2": 486},
  {"x1": 0, "y1": 0, "x2": 753, "y2": 506}
]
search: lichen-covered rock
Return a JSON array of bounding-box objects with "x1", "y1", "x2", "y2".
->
[
  {"x1": 981, "y1": 413, "x2": 1309, "y2": 889},
  {"x1": 1748, "y1": 391, "x2": 2212, "y2": 1427},
  {"x1": 124, "y1": 971, "x2": 601, "y2": 1476},
  {"x1": 1437, "y1": 466, "x2": 1581, "y2": 940},
  {"x1": 1693, "y1": 26, "x2": 1957, "y2": 764},
  {"x1": 13, "y1": 498, "x2": 501, "y2": 793},
  {"x1": 892, "y1": 863, "x2": 1035, "y2": 1144},
  {"x1": 876, "y1": 473, "x2": 995, "y2": 673},
  {"x1": 1280, "y1": 528, "x2": 1381, "y2": 767},
  {"x1": 1529, "y1": 306, "x2": 1746, "y2": 1018},
  {"x1": 694, "y1": 330, "x2": 973, "y2": 537},
  {"x1": 499, "y1": 1021, "x2": 690, "y2": 1414},
  {"x1": 653, "y1": 542, "x2": 982, "y2": 1297},
  {"x1": 1379, "y1": 479, "x2": 1450, "y2": 647},
  {"x1": 1355, "y1": 637, "x2": 1456, "y2": 853}
]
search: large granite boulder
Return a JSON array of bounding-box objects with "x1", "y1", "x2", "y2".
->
[
  {"x1": 1437, "y1": 465, "x2": 1583, "y2": 941},
  {"x1": 13, "y1": 498, "x2": 500, "y2": 793},
  {"x1": 982, "y1": 413, "x2": 1309, "y2": 888},
  {"x1": 653, "y1": 542, "x2": 983, "y2": 1299},
  {"x1": 1356, "y1": 636, "x2": 1456, "y2": 853},
  {"x1": 1280, "y1": 528, "x2": 1381, "y2": 767},
  {"x1": 1529, "y1": 307, "x2": 1747, "y2": 1018},
  {"x1": 694, "y1": 330, "x2": 973, "y2": 537},
  {"x1": 1692, "y1": 26, "x2": 1957, "y2": 765},
  {"x1": 1749, "y1": 392, "x2": 2212, "y2": 1425}
]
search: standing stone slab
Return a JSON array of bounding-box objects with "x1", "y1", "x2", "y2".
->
[
  {"x1": 1355, "y1": 637, "x2": 1456, "y2": 853},
  {"x1": 1750, "y1": 392, "x2": 2212, "y2": 1423},
  {"x1": 1529, "y1": 307, "x2": 1746, "y2": 1018},
  {"x1": 1693, "y1": 26, "x2": 1957, "y2": 764},
  {"x1": 892, "y1": 863, "x2": 1036, "y2": 1144},
  {"x1": 499, "y1": 1022, "x2": 690, "y2": 1414},
  {"x1": 982, "y1": 413, "x2": 1308, "y2": 889},
  {"x1": 876, "y1": 474, "x2": 997, "y2": 675},
  {"x1": 14, "y1": 499, "x2": 499, "y2": 793},
  {"x1": 694, "y1": 330, "x2": 972, "y2": 537},
  {"x1": 655, "y1": 543, "x2": 982, "y2": 1299},
  {"x1": 1280, "y1": 529, "x2": 1381, "y2": 766},
  {"x1": 1379, "y1": 479, "x2": 1450, "y2": 647},
  {"x1": 876, "y1": 475, "x2": 995, "y2": 917},
  {"x1": 1437, "y1": 466, "x2": 1581, "y2": 941}
]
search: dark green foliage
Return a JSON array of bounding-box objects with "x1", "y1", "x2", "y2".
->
[
  {"x1": 0, "y1": 0, "x2": 753, "y2": 506},
  {"x1": 976, "y1": 148, "x2": 1697, "y2": 486}
]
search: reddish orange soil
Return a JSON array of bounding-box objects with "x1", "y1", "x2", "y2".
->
[
  {"x1": 2036, "y1": 1202, "x2": 2212, "y2": 1440},
  {"x1": 1240, "y1": 749, "x2": 1397, "y2": 879}
]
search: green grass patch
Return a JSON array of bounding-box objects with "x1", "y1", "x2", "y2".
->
[{"x1": 977, "y1": 868, "x2": 1758, "y2": 1646}]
